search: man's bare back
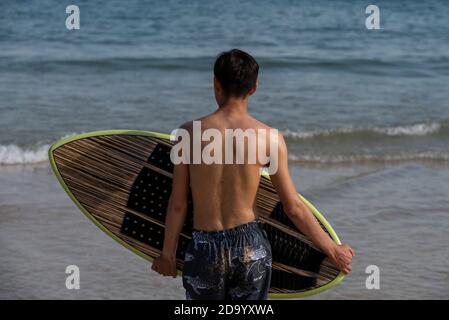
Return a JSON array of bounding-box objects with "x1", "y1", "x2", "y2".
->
[{"x1": 185, "y1": 107, "x2": 274, "y2": 231}]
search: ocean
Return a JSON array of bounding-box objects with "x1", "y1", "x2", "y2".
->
[{"x1": 1, "y1": 0, "x2": 449, "y2": 299}]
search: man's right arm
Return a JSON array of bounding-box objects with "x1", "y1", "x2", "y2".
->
[{"x1": 269, "y1": 133, "x2": 354, "y2": 273}]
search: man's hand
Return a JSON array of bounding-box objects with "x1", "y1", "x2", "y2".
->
[
  {"x1": 151, "y1": 254, "x2": 177, "y2": 278},
  {"x1": 328, "y1": 244, "x2": 355, "y2": 274}
]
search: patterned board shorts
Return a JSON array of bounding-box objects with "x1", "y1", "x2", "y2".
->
[{"x1": 182, "y1": 219, "x2": 272, "y2": 300}]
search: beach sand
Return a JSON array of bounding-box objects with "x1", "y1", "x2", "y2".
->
[{"x1": 1, "y1": 162, "x2": 448, "y2": 299}]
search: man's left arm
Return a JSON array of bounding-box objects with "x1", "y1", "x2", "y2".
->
[{"x1": 151, "y1": 162, "x2": 189, "y2": 277}]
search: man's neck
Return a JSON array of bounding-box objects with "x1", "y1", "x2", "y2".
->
[{"x1": 217, "y1": 97, "x2": 249, "y2": 115}]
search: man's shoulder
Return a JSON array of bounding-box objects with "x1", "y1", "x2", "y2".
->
[
  {"x1": 249, "y1": 117, "x2": 281, "y2": 136},
  {"x1": 179, "y1": 120, "x2": 193, "y2": 131},
  {"x1": 178, "y1": 114, "x2": 215, "y2": 131}
]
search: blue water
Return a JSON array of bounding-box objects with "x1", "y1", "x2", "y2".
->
[
  {"x1": 1, "y1": 0, "x2": 449, "y2": 163},
  {"x1": 1, "y1": 0, "x2": 449, "y2": 300}
]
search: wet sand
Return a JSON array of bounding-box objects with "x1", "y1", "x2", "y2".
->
[{"x1": 1, "y1": 162, "x2": 448, "y2": 299}]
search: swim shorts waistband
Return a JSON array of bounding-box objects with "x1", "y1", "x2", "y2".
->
[{"x1": 192, "y1": 219, "x2": 262, "y2": 241}]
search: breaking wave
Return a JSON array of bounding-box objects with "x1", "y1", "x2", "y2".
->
[
  {"x1": 283, "y1": 122, "x2": 445, "y2": 140},
  {"x1": 0, "y1": 144, "x2": 49, "y2": 165}
]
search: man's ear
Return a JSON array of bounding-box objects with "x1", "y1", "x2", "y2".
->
[
  {"x1": 247, "y1": 81, "x2": 258, "y2": 97},
  {"x1": 213, "y1": 77, "x2": 222, "y2": 93}
]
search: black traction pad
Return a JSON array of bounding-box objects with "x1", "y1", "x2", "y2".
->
[
  {"x1": 271, "y1": 269, "x2": 315, "y2": 290},
  {"x1": 121, "y1": 212, "x2": 189, "y2": 260},
  {"x1": 147, "y1": 143, "x2": 174, "y2": 173},
  {"x1": 263, "y1": 223, "x2": 325, "y2": 272},
  {"x1": 270, "y1": 202, "x2": 298, "y2": 230},
  {"x1": 126, "y1": 166, "x2": 194, "y2": 233}
]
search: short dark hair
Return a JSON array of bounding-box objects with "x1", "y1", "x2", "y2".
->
[{"x1": 213, "y1": 49, "x2": 259, "y2": 97}]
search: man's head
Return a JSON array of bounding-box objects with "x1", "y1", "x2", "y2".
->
[{"x1": 213, "y1": 49, "x2": 259, "y2": 104}]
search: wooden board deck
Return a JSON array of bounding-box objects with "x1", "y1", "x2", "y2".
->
[{"x1": 49, "y1": 130, "x2": 343, "y2": 298}]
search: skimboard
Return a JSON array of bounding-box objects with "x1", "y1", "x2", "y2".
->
[{"x1": 49, "y1": 130, "x2": 344, "y2": 298}]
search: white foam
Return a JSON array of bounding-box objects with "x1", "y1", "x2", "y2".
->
[
  {"x1": 283, "y1": 122, "x2": 442, "y2": 139},
  {"x1": 373, "y1": 123, "x2": 441, "y2": 136},
  {"x1": 0, "y1": 132, "x2": 79, "y2": 165},
  {"x1": 0, "y1": 144, "x2": 49, "y2": 165},
  {"x1": 282, "y1": 127, "x2": 354, "y2": 139}
]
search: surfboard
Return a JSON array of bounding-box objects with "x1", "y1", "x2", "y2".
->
[{"x1": 49, "y1": 130, "x2": 344, "y2": 299}]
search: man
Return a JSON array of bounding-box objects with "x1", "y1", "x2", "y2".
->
[{"x1": 151, "y1": 49, "x2": 354, "y2": 300}]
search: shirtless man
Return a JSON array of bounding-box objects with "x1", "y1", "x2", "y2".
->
[{"x1": 151, "y1": 49, "x2": 354, "y2": 300}]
